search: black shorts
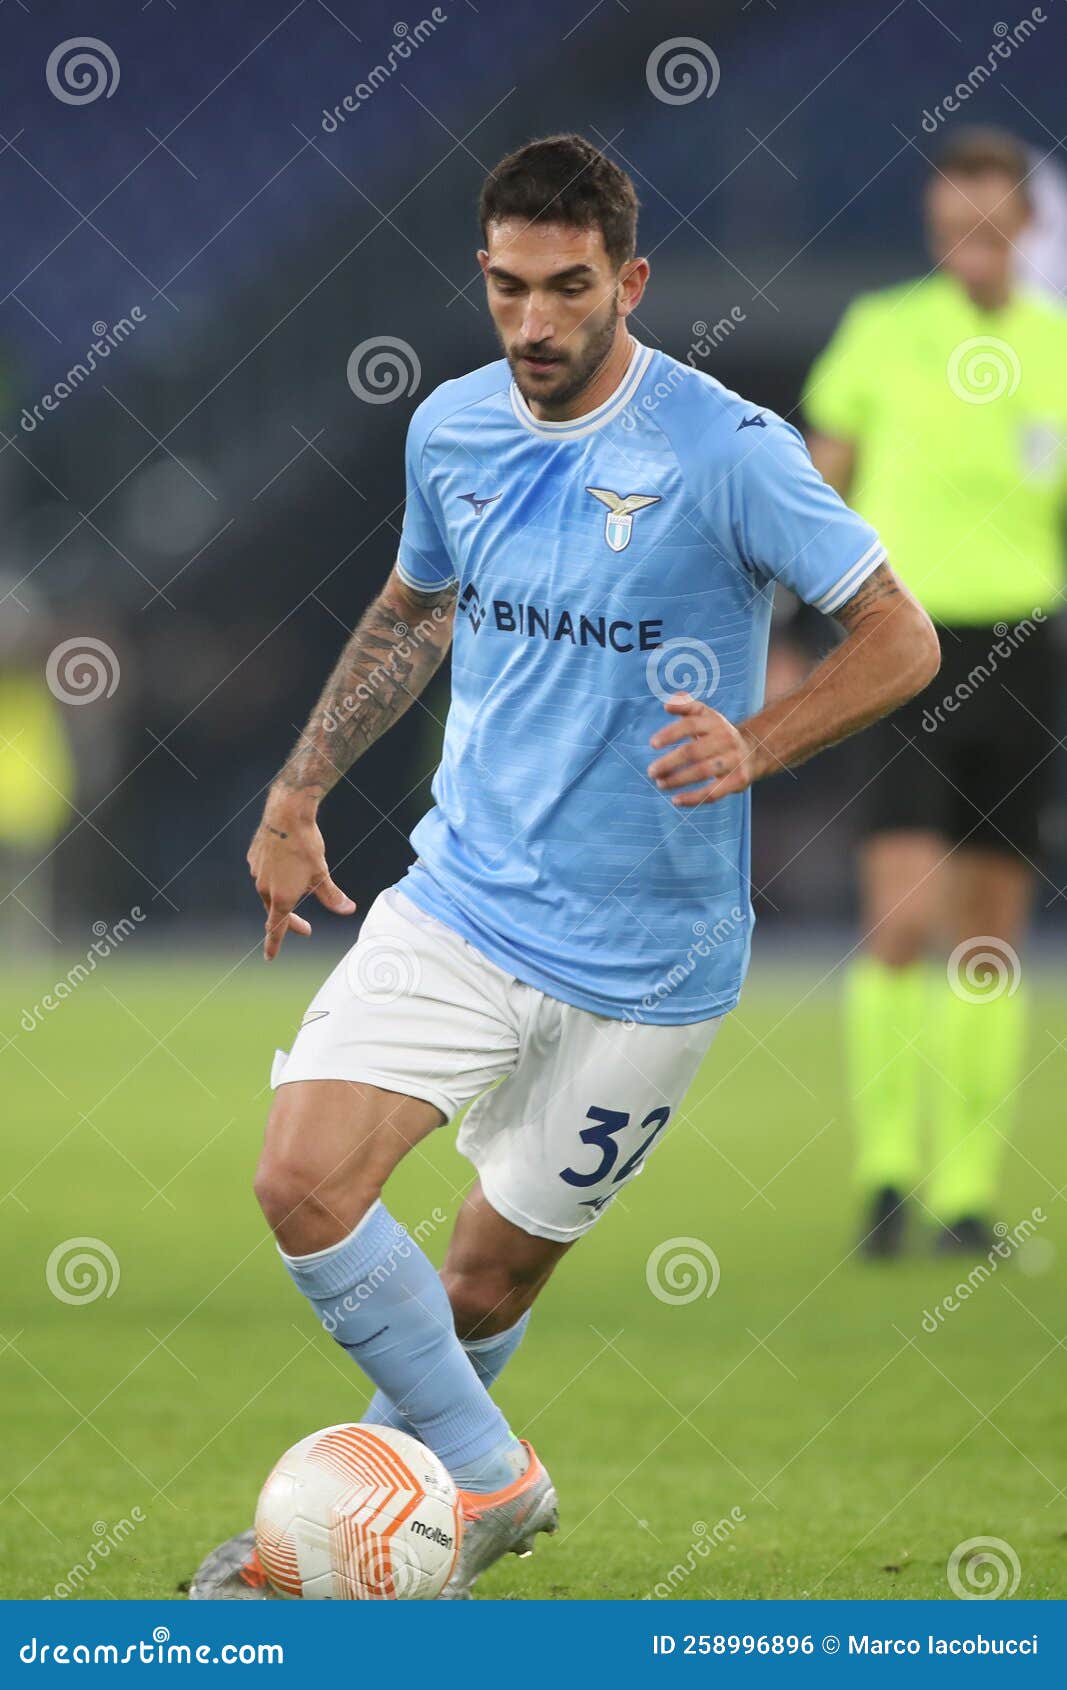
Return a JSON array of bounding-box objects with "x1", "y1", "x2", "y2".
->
[{"x1": 861, "y1": 618, "x2": 1058, "y2": 859}]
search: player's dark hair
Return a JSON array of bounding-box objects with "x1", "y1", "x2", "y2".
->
[
  {"x1": 479, "y1": 134, "x2": 639, "y2": 267},
  {"x1": 933, "y1": 127, "x2": 1032, "y2": 207}
]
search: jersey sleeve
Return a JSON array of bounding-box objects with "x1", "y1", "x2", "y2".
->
[
  {"x1": 395, "y1": 411, "x2": 457, "y2": 591},
  {"x1": 730, "y1": 418, "x2": 886, "y2": 615},
  {"x1": 802, "y1": 298, "x2": 878, "y2": 442}
]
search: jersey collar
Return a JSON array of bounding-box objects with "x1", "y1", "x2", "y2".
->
[{"x1": 509, "y1": 340, "x2": 653, "y2": 440}]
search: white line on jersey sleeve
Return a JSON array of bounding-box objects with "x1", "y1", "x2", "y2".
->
[
  {"x1": 810, "y1": 540, "x2": 888, "y2": 615},
  {"x1": 395, "y1": 557, "x2": 458, "y2": 592}
]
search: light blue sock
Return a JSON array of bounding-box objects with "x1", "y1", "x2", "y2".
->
[
  {"x1": 279, "y1": 1201, "x2": 522, "y2": 1482},
  {"x1": 464, "y1": 1308, "x2": 533, "y2": 1386},
  {"x1": 365, "y1": 1310, "x2": 532, "y2": 1435},
  {"x1": 451, "y1": 1312, "x2": 532, "y2": 1488}
]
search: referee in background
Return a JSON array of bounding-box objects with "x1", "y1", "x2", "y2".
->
[{"x1": 803, "y1": 128, "x2": 1067, "y2": 1256}]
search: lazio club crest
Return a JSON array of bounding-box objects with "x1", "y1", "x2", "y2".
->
[{"x1": 586, "y1": 487, "x2": 661, "y2": 552}]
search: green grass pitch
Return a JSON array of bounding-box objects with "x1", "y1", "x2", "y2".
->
[{"x1": 3, "y1": 948, "x2": 1065, "y2": 1600}]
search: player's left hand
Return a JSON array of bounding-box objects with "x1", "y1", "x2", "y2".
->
[{"x1": 648, "y1": 693, "x2": 763, "y2": 806}]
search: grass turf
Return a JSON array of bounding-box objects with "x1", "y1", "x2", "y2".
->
[{"x1": 2, "y1": 948, "x2": 1065, "y2": 1601}]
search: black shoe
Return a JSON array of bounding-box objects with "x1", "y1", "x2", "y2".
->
[
  {"x1": 859, "y1": 1186, "x2": 908, "y2": 1259},
  {"x1": 934, "y1": 1215, "x2": 995, "y2": 1256}
]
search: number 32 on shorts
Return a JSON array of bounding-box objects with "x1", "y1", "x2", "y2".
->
[{"x1": 558, "y1": 1105, "x2": 671, "y2": 1212}]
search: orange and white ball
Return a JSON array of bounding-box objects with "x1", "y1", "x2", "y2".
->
[{"x1": 255, "y1": 1423, "x2": 462, "y2": 1599}]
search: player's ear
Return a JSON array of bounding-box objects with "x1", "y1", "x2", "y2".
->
[
  {"x1": 476, "y1": 249, "x2": 490, "y2": 276},
  {"x1": 618, "y1": 256, "x2": 650, "y2": 315}
]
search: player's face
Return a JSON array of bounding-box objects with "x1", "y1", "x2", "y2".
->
[
  {"x1": 925, "y1": 171, "x2": 1030, "y2": 308},
  {"x1": 478, "y1": 219, "x2": 644, "y2": 410}
]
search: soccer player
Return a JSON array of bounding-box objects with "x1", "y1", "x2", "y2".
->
[
  {"x1": 192, "y1": 134, "x2": 938, "y2": 1599},
  {"x1": 803, "y1": 127, "x2": 1067, "y2": 1257}
]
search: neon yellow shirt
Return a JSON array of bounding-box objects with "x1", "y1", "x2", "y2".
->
[
  {"x1": 803, "y1": 273, "x2": 1067, "y2": 624},
  {"x1": 0, "y1": 673, "x2": 73, "y2": 847}
]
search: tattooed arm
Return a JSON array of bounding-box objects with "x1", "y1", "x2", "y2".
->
[
  {"x1": 248, "y1": 568, "x2": 456, "y2": 959},
  {"x1": 647, "y1": 562, "x2": 940, "y2": 807}
]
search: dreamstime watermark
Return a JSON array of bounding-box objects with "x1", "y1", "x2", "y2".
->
[
  {"x1": 628, "y1": 909, "x2": 745, "y2": 1023},
  {"x1": 920, "y1": 1207, "x2": 1046, "y2": 1333},
  {"x1": 19, "y1": 1631, "x2": 284, "y2": 1667},
  {"x1": 322, "y1": 607, "x2": 449, "y2": 732},
  {"x1": 45, "y1": 637, "x2": 121, "y2": 705},
  {"x1": 646, "y1": 38, "x2": 721, "y2": 105},
  {"x1": 947, "y1": 935, "x2": 1022, "y2": 1003},
  {"x1": 688, "y1": 312, "x2": 747, "y2": 359},
  {"x1": 345, "y1": 935, "x2": 421, "y2": 1004},
  {"x1": 646, "y1": 636, "x2": 721, "y2": 704},
  {"x1": 921, "y1": 611, "x2": 1045, "y2": 731},
  {"x1": 947, "y1": 335, "x2": 1021, "y2": 404},
  {"x1": 346, "y1": 336, "x2": 421, "y2": 404},
  {"x1": 50, "y1": 1511, "x2": 146, "y2": 1598},
  {"x1": 21, "y1": 312, "x2": 147, "y2": 431},
  {"x1": 947, "y1": 1536, "x2": 1021, "y2": 1599},
  {"x1": 620, "y1": 315, "x2": 746, "y2": 431},
  {"x1": 646, "y1": 1237, "x2": 721, "y2": 1304},
  {"x1": 321, "y1": 12, "x2": 447, "y2": 130},
  {"x1": 920, "y1": 10, "x2": 1046, "y2": 133},
  {"x1": 46, "y1": 37, "x2": 120, "y2": 105},
  {"x1": 46, "y1": 1238, "x2": 121, "y2": 1306},
  {"x1": 320, "y1": 1210, "x2": 448, "y2": 1333},
  {"x1": 644, "y1": 1509, "x2": 747, "y2": 1598},
  {"x1": 20, "y1": 910, "x2": 146, "y2": 1033}
]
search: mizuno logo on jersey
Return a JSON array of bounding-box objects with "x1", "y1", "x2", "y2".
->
[
  {"x1": 737, "y1": 412, "x2": 766, "y2": 430},
  {"x1": 458, "y1": 491, "x2": 501, "y2": 516},
  {"x1": 585, "y1": 486, "x2": 661, "y2": 552}
]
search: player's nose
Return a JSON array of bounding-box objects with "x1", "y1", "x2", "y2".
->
[{"x1": 520, "y1": 303, "x2": 554, "y2": 344}]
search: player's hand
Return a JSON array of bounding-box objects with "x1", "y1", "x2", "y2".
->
[
  {"x1": 647, "y1": 693, "x2": 764, "y2": 807},
  {"x1": 246, "y1": 797, "x2": 356, "y2": 961}
]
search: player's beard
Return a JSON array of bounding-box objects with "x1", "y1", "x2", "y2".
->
[{"x1": 506, "y1": 292, "x2": 620, "y2": 414}]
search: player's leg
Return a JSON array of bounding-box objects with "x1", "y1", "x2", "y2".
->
[
  {"x1": 443, "y1": 1179, "x2": 571, "y2": 1338},
  {"x1": 192, "y1": 889, "x2": 566, "y2": 1601},
  {"x1": 925, "y1": 624, "x2": 1051, "y2": 1249},
  {"x1": 927, "y1": 846, "x2": 1032, "y2": 1246},
  {"x1": 364, "y1": 1180, "x2": 569, "y2": 1431},
  {"x1": 252, "y1": 885, "x2": 559, "y2": 1496},
  {"x1": 254, "y1": 1077, "x2": 438, "y2": 1253},
  {"x1": 845, "y1": 653, "x2": 958, "y2": 1254},
  {"x1": 254, "y1": 1079, "x2": 526, "y2": 1490},
  {"x1": 358, "y1": 1184, "x2": 571, "y2": 1601},
  {"x1": 423, "y1": 995, "x2": 719, "y2": 1598},
  {"x1": 848, "y1": 828, "x2": 945, "y2": 1252}
]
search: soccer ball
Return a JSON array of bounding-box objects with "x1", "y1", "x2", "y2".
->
[{"x1": 254, "y1": 1423, "x2": 462, "y2": 1599}]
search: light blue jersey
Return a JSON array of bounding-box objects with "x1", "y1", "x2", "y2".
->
[{"x1": 396, "y1": 342, "x2": 884, "y2": 1023}]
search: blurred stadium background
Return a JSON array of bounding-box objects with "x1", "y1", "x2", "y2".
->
[
  {"x1": 3, "y1": 0, "x2": 1067, "y2": 1601},
  {"x1": 3, "y1": 0, "x2": 1065, "y2": 943}
]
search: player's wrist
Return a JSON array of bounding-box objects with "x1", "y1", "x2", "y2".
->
[
  {"x1": 735, "y1": 720, "x2": 770, "y2": 784},
  {"x1": 265, "y1": 780, "x2": 323, "y2": 826}
]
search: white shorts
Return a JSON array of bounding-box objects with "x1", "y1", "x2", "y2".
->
[{"x1": 271, "y1": 887, "x2": 721, "y2": 1242}]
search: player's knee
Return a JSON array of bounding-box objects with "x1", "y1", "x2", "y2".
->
[
  {"x1": 253, "y1": 1149, "x2": 380, "y2": 1250},
  {"x1": 442, "y1": 1264, "x2": 537, "y2": 1342},
  {"x1": 254, "y1": 1150, "x2": 299, "y2": 1231},
  {"x1": 864, "y1": 919, "x2": 928, "y2": 969},
  {"x1": 254, "y1": 1149, "x2": 316, "y2": 1235}
]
